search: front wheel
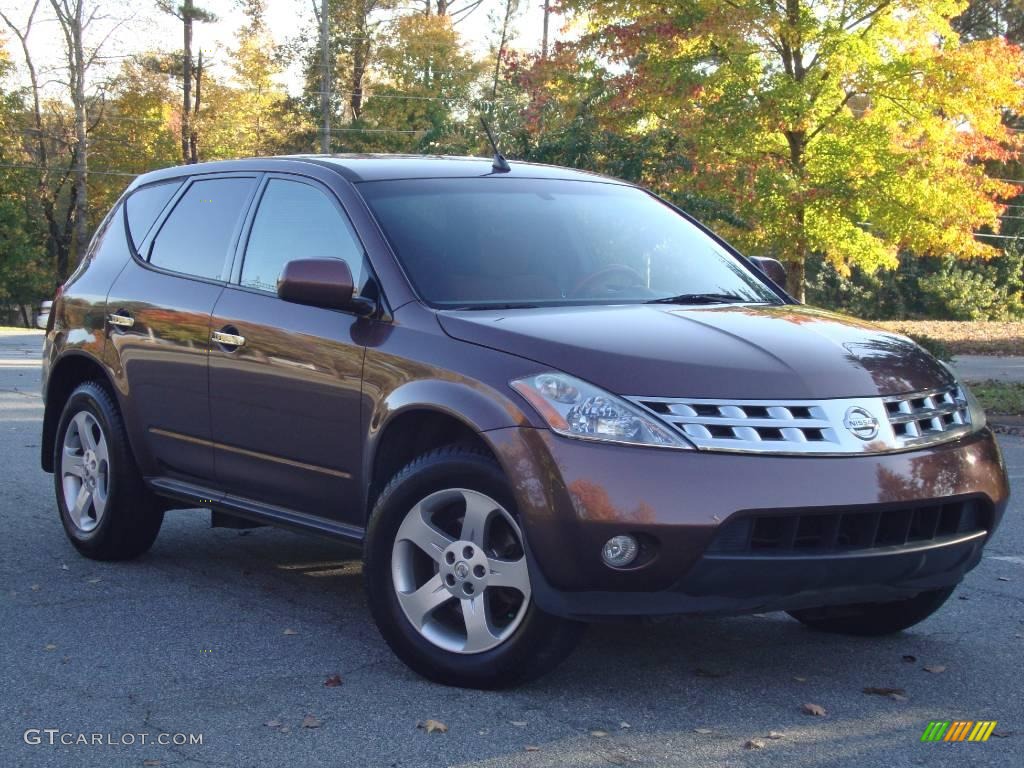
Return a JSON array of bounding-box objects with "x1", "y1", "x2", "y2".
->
[
  {"x1": 364, "y1": 446, "x2": 584, "y2": 689},
  {"x1": 787, "y1": 586, "x2": 956, "y2": 636}
]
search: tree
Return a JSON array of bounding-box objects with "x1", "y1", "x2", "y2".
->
[
  {"x1": 157, "y1": 0, "x2": 216, "y2": 164},
  {"x1": 1, "y1": 0, "x2": 118, "y2": 281},
  {"x1": 555, "y1": 0, "x2": 1024, "y2": 299},
  {"x1": 355, "y1": 12, "x2": 480, "y2": 152},
  {"x1": 0, "y1": 38, "x2": 49, "y2": 321},
  {"x1": 223, "y1": 0, "x2": 298, "y2": 156}
]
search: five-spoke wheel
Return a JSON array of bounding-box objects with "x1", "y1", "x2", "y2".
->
[
  {"x1": 391, "y1": 488, "x2": 531, "y2": 654},
  {"x1": 364, "y1": 446, "x2": 584, "y2": 688},
  {"x1": 60, "y1": 411, "x2": 111, "y2": 533}
]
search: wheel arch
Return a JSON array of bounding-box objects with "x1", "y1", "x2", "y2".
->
[
  {"x1": 363, "y1": 375, "x2": 533, "y2": 520},
  {"x1": 42, "y1": 351, "x2": 119, "y2": 473}
]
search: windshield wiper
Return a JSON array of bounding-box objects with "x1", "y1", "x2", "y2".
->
[
  {"x1": 645, "y1": 292, "x2": 750, "y2": 306},
  {"x1": 449, "y1": 302, "x2": 541, "y2": 311}
]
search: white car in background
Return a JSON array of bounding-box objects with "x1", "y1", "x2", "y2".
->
[{"x1": 35, "y1": 301, "x2": 52, "y2": 330}]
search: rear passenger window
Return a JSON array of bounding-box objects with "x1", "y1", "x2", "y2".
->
[
  {"x1": 241, "y1": 179, "x2": 364, "y2": 292},
  {"x1": 125, "y1": 180, "x2": 181, "y2": 249},
  {"x1": 149, "y1": 177, "x2": 256, "y2": 280}
]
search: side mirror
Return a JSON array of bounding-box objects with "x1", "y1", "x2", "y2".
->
[
  {"x1": 749, "y1": 256, "x2": 787, "y2": 289},
  {"x1": 277, "y1": 258, "x2": 375, "y2": 315}
]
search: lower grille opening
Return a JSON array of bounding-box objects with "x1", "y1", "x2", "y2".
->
[{"x1": 709, "y1": 499, "x2": 990, "y2": 554}]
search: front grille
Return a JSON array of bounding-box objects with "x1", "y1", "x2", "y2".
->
[
  {"x1": 885, "y1": 387, "x2": 970, "y2": 443},
  {"x1": 708, "y1": 499, "x2": 990, "y2": 554},
  {"x1": 627, "y1": 385, "x2": 973, "y2": 455}
]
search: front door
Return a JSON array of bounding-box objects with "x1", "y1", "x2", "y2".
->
[{"x1": 208, "y1": 176, "x2": 368, "y2": 522}]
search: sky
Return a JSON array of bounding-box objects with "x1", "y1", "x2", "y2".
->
[{"x1": 1, "y1": 0, "x2": 555, "y2": 98}]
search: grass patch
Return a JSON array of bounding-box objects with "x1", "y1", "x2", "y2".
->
[
  {"x1": 970, "y1": 380, "x2": 1024, "y2": 417},
  {"x1": 877, "y1": 321, "x2": 1024, "y2": 356}
]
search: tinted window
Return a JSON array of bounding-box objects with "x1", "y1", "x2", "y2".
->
[
  {"x1": 241, "y1": 179, "x2": 364, "y2": 292},
  {"x1": 125, "y1": 180, "x2": 181, "y2": 248},
  {"x1": 149, "y1": 177, "x2": 256, "y2": 280},
  {"x1": 360, "y1": 178, "x2": 779, "y2": 308}
]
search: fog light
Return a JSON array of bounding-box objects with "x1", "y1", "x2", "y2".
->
[{"x1": 601, "y1": 535, "x2": 639, "y2": 568}]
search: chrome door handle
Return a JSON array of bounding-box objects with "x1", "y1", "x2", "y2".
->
[
  {"x1": 107, "y1": 312, "x2": 134, "y2": 328},
  {"x1": 212, "y1": 330, "x2": 245, "y2": 348}
]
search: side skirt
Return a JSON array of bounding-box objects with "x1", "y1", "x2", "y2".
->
[{"x1": 146, "y1": 477, "x2": 365, "y2": 545}]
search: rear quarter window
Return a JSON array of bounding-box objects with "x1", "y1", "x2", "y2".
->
[{"x1": 125, "y1": 180, "x2": 182, "y2": 250}]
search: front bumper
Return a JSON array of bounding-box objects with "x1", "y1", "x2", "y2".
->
[{"x1": 484, "y1": 426, "x2": 1009, "y2": 620}]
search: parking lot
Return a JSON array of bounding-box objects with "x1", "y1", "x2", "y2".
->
[{"x1": 1, "y1": 329, "x2": 1021, "y2": 768}]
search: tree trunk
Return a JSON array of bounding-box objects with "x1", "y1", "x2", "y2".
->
[
  {"x1": 492, "y1": 0, "x2": 514, "y2": 98},
  {"x1": 542, "y1": 0, "x2": 550, "y2": 59},
  {"x1": 182, "y1": 0, "x2": 193, "y2": 164},
  {"x1": 189, "y1": 49, "x2": 202, "y2": 163},
  {"x1": 69, "y1": 0, "x2": 88, "y2": 262},
  {"x1": 351, "y1": 43, "x2": 365, "y2": 121}
]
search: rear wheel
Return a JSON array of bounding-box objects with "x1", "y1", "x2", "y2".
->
[
  {"x1": 787, "y1": 586, "x2": 956, "y2": 636},
  {"x1": 364, "y1": 446, "x2": 584, "y2": 688},
  {"x1": 54, "y1": 381, "x2": 163, "y2": 560}
]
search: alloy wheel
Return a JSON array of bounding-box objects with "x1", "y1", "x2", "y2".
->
[
  {"x1": 391, "y1": 488, "x2": 531, "y2": 654},
  {"x1": 60, "y1": 411, "x2": 111, "y2": 533}
]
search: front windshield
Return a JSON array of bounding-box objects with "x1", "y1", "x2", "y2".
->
[{"x1": 358, "y1": 177, "x2": 780, "y2": 309}]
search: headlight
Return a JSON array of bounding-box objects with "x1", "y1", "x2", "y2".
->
[
  {"x1": 510, "y1": 372, "x2": 691, "y2": 448},
  {"x1": 959, "y1": 381, "x2": 987, "y2": 431}
]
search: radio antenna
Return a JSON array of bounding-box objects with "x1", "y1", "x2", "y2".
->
[{"x1": 480, "y1": 117, "x2": 511, "y2": 173}]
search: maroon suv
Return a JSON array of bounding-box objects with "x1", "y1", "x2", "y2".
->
[{"x1": 41, "y1": 155, "x2": 1009, "y2": 688}]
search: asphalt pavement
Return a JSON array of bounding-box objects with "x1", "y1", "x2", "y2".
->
[
  {"x1": 952, "y1": 355, "x2": 1024, "y2": 384},
  {"x1": 1, "y1": 329, "x2": 1021, "y2": 768}
]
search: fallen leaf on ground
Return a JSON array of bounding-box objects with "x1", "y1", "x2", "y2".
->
[
  {"x1": 525, "y1": 745, "x2": 540, "y2": 752},
  {"x1": 61, "y1": 656, "x2": 70, "y2": 664},
  {"x1": 263, "y1": 720, "x2": 282, "y2": 728},
  {"x1": 301, "y1": 715, "x2": 321, "y2": 729},
  {"x1": 509, "y1": 721, "x2": 527, "y2": 727},
  {"x1": 86, "y1": 577, "x2": 101, "y2": 584},
  {"x1": 863, "y1": 687, "x2": 906, "y2": 697},
  {"x1": 998, "y1": 577, "x2": 1010, "y2": 582},
  {"x1": 619, "y1": 722, "x2": 631, "y2": 729},
  {"x1": 745, "y1": 739, "x2": 766, "y2": 750},
  {"x1": 283, "y1": 628, "x2": 298, "y2": 636},
  {"x1": 958, "y1": 595, "x2": 969, "y2": 600},
  {"x1": 323, "y1": 674, "x2": 342, "y2": 687},
  {"x1": 901, "y1": 655, "x2": 917, "y2": 663},
  {"x1": 923, "y1": 665, "x2": 946, "y2": 674},
  {"x1": 418, "y1": 719, "x2": 447, "y2": 734},
  {"x1": 590, "y1": 730, "x2": 609, "y2": 738},
  {"x1": 60, "y1": 564, "x2": 69, "y2": 571},
  {"x1": 793, "y1": 676, "x2": 807, "y2": 682},
  {"x1": 992, "y1": 730, "x2": 1014, "y2": 738},
  {"x1": 694, "y1": 728, "x2": 712, "y2": 734},
  {"x1": 767, "y1": 731, "x2": 784, "y2": 740},
  {"x1": 44, "y1": 644, "x2": 57, "y2": 651},
  {"x1": 694, "y1": 668, "x2": 729, "y2": 678},
  {"x1": 801, "y1": 703, "x2": 827, "y2": 717},
  {"x1": 30, "y1": 584, "x2": 40, "y2": 591},
  {"x1": 889, "y1": 693, "x2": 909, "y2": 702}
]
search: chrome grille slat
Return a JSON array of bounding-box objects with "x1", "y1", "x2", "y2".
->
[{"x1": 628, "y1": 384, "x2": 972, "y2": 455}]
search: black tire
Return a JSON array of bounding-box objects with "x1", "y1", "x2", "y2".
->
[
  {"x1": 364, "y1": 445, "x2": 585, "y2": 689},
  {"x1": 787, "y1": 586, "x2": 956, "y2": 636},
  {"x1": 53, "y1": 381, "x2": 163, "y2": 560}
]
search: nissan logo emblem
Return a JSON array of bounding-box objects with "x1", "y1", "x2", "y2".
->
[{"x1": 844, "y1": 406, "x2": 880, "y2": 440}]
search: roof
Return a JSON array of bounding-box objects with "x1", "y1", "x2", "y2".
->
[{"x1": 128, "y1": 154, "x2": 625, "y2": 190}]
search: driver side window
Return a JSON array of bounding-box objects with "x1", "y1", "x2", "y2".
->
[{"x1": 241, "y1": 179, "x2": 364, "y2": 293}]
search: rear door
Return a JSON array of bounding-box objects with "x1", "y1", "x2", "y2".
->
[
  {"x1": 207, "y1": 174, "x2": 368, "y2": 522},
  {"x1": 106, "y1": 174, "x2": 259, "y2": 481}
]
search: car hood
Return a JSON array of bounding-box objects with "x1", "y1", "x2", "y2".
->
[{"x1": 437, "y1": 303, "x2": 953, "y2": 399}]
